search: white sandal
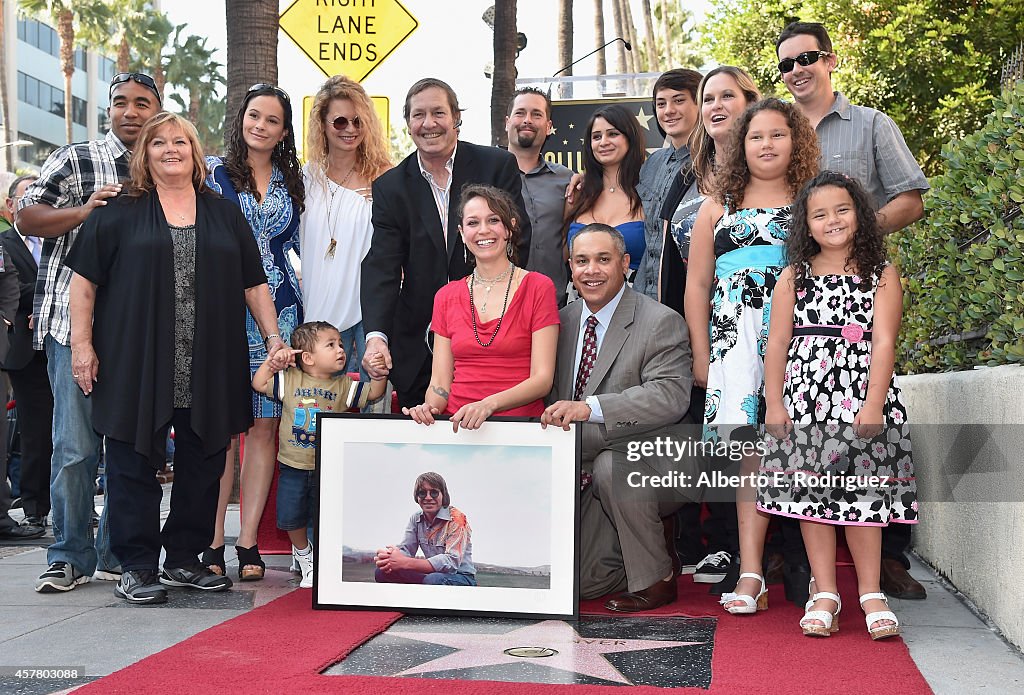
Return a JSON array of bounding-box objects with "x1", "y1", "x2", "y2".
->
[
  {"x1": 800, "y1": 591, "x2": 841, "y2": 637},
  {"x1": 719, "y1": 572, "x2": 768, "y2": 614},
  {"x1": 860, "y1": 592, "x2": 900, "y2": 640}
]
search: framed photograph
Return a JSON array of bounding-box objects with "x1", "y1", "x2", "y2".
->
[{"x1": 314, "y1": 414, "x2": 580, "y2": 619}]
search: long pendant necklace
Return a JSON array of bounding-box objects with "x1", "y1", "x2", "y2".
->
[
  {"x1": 470, "y1": 261, "x2": 513, "y2": 314},
  {"x1": 469, "y1": 266, "x2": 515, "y2": 348},
  {"x1": 325, "y1": 165, "x2": 357, "y2": 259}
]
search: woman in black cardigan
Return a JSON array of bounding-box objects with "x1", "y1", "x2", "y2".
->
[{"x1": 66, "y1": 112, "x2": 287, "y2": 605}]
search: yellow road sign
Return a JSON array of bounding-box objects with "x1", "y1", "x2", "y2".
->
[
  {"x1": 301, "y1": 95, "x2": 390, "y2": 162},
  {"x1": 280, "y1": 0, "x2": 418, "y2": 82}
]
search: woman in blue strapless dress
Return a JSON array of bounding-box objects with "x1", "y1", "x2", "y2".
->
[{"x1": 563, "y1": 104, "x2": 647, "y2": 283}]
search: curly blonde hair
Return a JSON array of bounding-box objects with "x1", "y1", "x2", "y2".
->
[
  {"x1": 305, "y1": 75, "x2": 392, "y2": 189},
  {"x1": 712, "y1": 98, "x2": 819, "y2": 209}
]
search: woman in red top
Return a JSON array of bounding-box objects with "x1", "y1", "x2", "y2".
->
[{"x1": 403, "y1": 184, "x2": 559, "y2": 430}]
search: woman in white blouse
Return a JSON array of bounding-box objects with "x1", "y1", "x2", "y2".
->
[{"x1": 302, "y1": 76, "x2": 392, "y2": 372}]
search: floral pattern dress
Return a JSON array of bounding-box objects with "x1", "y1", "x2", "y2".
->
[
  {"x1": 704, "y1": 206, "x2": 790, "y2": 438},
  {"x1": 207, "y1": 156, "x2": 302, "y2": 418},
  {"x1": 757, "y1": 270, "x2": 917, "y2": 526}
]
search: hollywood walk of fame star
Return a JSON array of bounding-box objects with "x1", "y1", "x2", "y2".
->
[
  {"x1": 389, "y1": 620, "x2": 703, "y2": 685},
  {"x1": 635, "y1": 107, "x2": 654, "y2": 130}
]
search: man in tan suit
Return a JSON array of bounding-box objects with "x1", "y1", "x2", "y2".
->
[{"x1": 543, "y1": 223, "x2": 698, "y2": 612}]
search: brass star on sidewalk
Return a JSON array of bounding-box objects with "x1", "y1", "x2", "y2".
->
[
  {"x1": 390, "y1": 620, "x2": 703, "y2": 685},
  {"x1": 635, "y1": 107, "x2": 654, "y2": 130}
]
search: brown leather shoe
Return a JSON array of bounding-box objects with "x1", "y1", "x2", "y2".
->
[
  {"x1": 604, "y1": 577, "x2": 678, "y2": 612},
  {"x1": 880, "y1": 557, "x2": 926, "y2": 600}
]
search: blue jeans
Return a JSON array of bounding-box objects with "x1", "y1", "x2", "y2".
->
[
  {"x1": 374, "y1": 568, "x2": 477, "y2": 586},
  {"x1": 340, "y1": 321, "x2": 366, "y2": 379},
  {"x1": 45, "y1": 336, "x2": 117, "y2": 574},
  {"x1": 276, "y1": 463, "x2": 317, "y2": 532}
]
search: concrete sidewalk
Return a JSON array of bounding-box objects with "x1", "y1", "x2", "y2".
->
[{"x1": 0, "y1": 490, "x2": 1022, "y2": 694}]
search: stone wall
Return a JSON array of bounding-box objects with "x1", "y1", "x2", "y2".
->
[{"x1": 899, "y1": 364, "x2": 1024, "y2": 650}]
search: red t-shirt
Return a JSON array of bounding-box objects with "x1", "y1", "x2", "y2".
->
[{"x1": 431, "y1": 272, "x2": 559, "y2": 417}]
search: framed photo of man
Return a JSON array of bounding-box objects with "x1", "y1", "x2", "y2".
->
[{"x1": 314, "y1": 414, "x2": 581, "y2": 619}]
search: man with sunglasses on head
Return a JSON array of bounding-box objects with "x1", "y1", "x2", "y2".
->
[
  {"x1": 776, "y1": 22, "x2": 930, "y2": 601},
  {"x1": 374, "y1": 471, "x2": 476, "y2": 586},
  {"x1": 16, "y1": 72, "x2": 161, "y2": 593}
]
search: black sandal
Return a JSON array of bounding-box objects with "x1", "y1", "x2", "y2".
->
[
  {"x1": 235, "y1": 544, "x2": 265, "y2": 581},
  {"x1": 201, "y1": 545, "x2": 226, "y2": 576}
]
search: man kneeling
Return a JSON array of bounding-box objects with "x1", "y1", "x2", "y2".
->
[{"x1": 374, "y1": 472, "x2": 477, "y2": 586}]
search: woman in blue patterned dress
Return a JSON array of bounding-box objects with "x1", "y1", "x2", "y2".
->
[
  {"x1": 204, "y1": 84, "x2": 305, "y2": 580},
  {"x1": 685, "y1": 99, "x2": 819, "y2": 615}
]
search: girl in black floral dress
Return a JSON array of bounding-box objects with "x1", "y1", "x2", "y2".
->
[{"x1": 760, "y1": 171, "x2": 916, "y2": 640}]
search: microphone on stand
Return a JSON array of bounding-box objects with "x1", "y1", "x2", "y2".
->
[{"x1": 551, "y1": 37, "x2": 632, "y2": 78}]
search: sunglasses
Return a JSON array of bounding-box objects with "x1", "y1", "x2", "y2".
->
[
  {"x1": 777, "y1": 50, "x2": 832, "y2": 74},
  {"x1": 248, "y1": 83, "x2": 291, "y2": 102},
  {"x1": 109, "y1": 72, "x2": 160, "y2": 101},
  {"x1": 331, "y1": 115, "x2": 363, "y2": 131},
  {"x1": 416, "y1": 489, "x2": 441, "y2": 500}
]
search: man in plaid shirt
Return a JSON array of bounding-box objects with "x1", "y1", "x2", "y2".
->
[{"x1": 16, "y1": 73, "x2": 160, "y2": 593}]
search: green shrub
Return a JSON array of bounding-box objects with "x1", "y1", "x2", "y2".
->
[{"x1": 895, "y1": 81, "x2": 1024, "y2": 373}]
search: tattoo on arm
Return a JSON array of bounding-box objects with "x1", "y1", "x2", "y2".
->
[{"x1": 430, "y1": 384, "x2": 450, "y2": 400}]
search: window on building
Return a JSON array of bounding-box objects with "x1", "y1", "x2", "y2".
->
[
  {"x1": 16, "y1": 132, "x2": 61, "y2": 169},
  {"x1": 72, "y1": 96, "x2": 88, "y2": 126},
  {"x1": 75, "y1": 48, "x2": 88, "y2": 72}
]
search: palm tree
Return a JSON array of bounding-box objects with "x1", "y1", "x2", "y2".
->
[
  {"x1": 593, "y1": 0, "x2": 607, "y2": 77},
  {"x1": 1, "y1": 0, "x2": 12, "y2": 169},
  {"x1": 619, "y1": 0, "x2": 640, "y2": 75},
  {"x1": 21, "y1": 0, "x2": 112, "y2": 144},
  {"x1": 640, "y1": 0, "x2": 658, "y2": 72},
  {"x1": 610, "y1": 0, "x2": 628, "y2": 76},
  {"x1": 125, "y1": 11, "x2": 174, "y2": 101},
  {"x1": 224, "y1": 0, "x2": 278, "y2": 141},
  {"x1": 490, "y1": 0, "x2": 517, "y2": 146},
  {"x1": 557, "y1": 0, "x2": 573, "y2": 98},
  {"x1": 166, "y1": 26, "x2": 224, "y2": 125}
]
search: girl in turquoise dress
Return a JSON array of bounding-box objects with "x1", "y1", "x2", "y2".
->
[
  {"x1": 685, "y1": 98, "x2": 820, "y2": 616},
  {"x1": 204, "y1": 84, "x2": 305, "y2": 581}
]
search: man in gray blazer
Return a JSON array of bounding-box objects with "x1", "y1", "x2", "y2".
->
[{"x1": 542, "y1": 223, "x2": 698, "y2": 612}]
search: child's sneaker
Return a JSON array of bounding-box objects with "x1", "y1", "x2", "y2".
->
[{"x1": 294, "y1": 544, "x2": 314, "y2": 588}]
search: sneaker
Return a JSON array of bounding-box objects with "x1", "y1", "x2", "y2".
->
[
  {"x1": 22, "y1": 515, "x2": 48, "y2": 527},
  {"x1": 115, "y1": 570, "x2": 168, "y2": 605},
  {"x1": 0, "y1": 522, "x2": 45, "y2": 540},
  {"x1": 679, "y1": 559, "x2": 698, "y2": 576},
  {"x1": 694, "y1": 550, "x2": 732, "y2": 583},
  {"x1": 34, "y1": 561, "x2": 90, "y2": 593},
  {"x1": 93, "y1": 567, "x2": 123, "y2": 581},
  {"x1": 294, "y1": 544, "x2": 314, "y2": 589},
  {"x1": 160, "y1": 564, "x2": 233, "y2": 591}
]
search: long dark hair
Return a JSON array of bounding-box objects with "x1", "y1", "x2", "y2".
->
[
  {"x1": 788, "y1": 171, "x2": 887, "y2": 291},
  {"x1": 568, "y1": 104, "x2": 645, "y2": 221},
  {"x1": 713, "y1": 98, "x2": 819, "y2": 209},
  {"x1": 224, "y1": 85, "x2": 305, "y2": 214}
]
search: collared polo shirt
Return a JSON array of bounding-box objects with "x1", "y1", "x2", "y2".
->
[
  {"x1": 816, "y1": 91, "x2": 929, "y2": 211},
  {"x1": 519, "y1": 156, "x2": 572, "y2": 305}
]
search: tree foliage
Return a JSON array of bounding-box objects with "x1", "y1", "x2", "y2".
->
[
  {"x1": 894, "y1": 82, "x2": 1024, "y2": 372},
  {"x1": 702, "y1": 0, "x2": 1024, "y2": 175}
]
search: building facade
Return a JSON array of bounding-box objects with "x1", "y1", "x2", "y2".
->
[{"x1": 2, "y1": 4, "x2": 118, "y2": 171}]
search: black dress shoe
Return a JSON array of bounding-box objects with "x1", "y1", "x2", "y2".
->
[
  {"x1": 0, "y1": 523, "x2": 46, "y2": 540},
  {"x1": 782, "y1": 562, "x2": 812, "y2": 607},
  {"x1": 880, "y1": 558, "x2": 927, "y2": 599},
  {"x1": 604, "y1": 578, "x2": 678, "y2": 612}
]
